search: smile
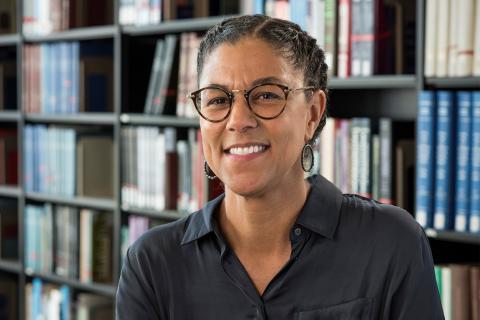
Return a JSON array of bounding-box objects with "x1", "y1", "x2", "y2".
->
[{"x1": 226, "y1": 144, "x2": 269, "y2": 155}]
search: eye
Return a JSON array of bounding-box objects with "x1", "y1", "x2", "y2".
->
[
  {"x1": 207, "y1": 97, "x2": 229, "y2": 106},
  {"x1": 253, "y1": 91, "x2": 282, "y2": 101}
]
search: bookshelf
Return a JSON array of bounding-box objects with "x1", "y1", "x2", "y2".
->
[{"x1": 0, "y1": 0, "x2": 478, "y2": 319}]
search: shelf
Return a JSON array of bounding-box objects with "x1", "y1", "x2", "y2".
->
[
  {"x1": 25, "y1": 192, "x2": 116, "y2": 210},
  {"x1": 0, "y1": 259, "x2": 21, "y2": 274},
  {"x1": 425, "y1": 77, "x2": 480, "y2": 89},
  {"x1": 328, "y1": 75, "x2": 417, "y2": 89},
  {"x1": 122, "y1": 205, "x2": 188, "y2": 220},
  {"x1": 23, "y1": 25, "x2": 117, "y2": 42},
  {"x1": 122, "y1": 16, "x2": 230, "y2": 36},
  {"x1": 425, "y1": 228, "x2": 480, "y2": 245},
  {"x1": 26, "y1": 272, "x2": 117, "y2": 297},
  {"x1": 0, "y1": 185, "x2": 21, "y2": 198},
  {"x1": 0, "y1": 34, "x2": 20, "y2": 46},
  {"x1": 120, "y1": 114, "x2": 199, "y2": 127},
  {"x1": 0, "y1": 111, "x2": 20, "y2": 122},
  {"x1": 24, "y1": 113, "x2": 116, "y2": 125}
]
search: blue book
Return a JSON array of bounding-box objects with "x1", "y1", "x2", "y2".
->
[
  {"x1": 454, "y1": 92, "x2": 472, "y2": 232},
  {"x1": 32, "y1": 278, "x2": 43, "y2": 319},
  {"x1": 254, "y1": 0, "x2": 264, "y2": 14},
  {"x1": 433, "y1": 91, "x2": 456, "y2": 230},
  {"x1": 65, "y1": 129, "x2": 76, "y2": 197},
  {"x1": 470, "y1": 91, "x2": 480, "y2": 233},
  {"x1": 33, "y1": 126, "x2": 40, "y2": 192},
  {"x1": 40, "y1": 45, "x2": 48, "y2": 114},
  {"x1": 24, "y1": 205, "x2": 33, "y2": 272},
  {"x1": 60, "y1": 42, "x2": 69, "y2": 114},
  {"x1": 60, "y1": 285, "x2": 70, "y2": 320},
  {"x1": 415, "y1": 91, "x2": 436, "y2": 228},
  {"x1": 37, "y1": 125, "x2": 48, "y2": 193},
  {"x1": 71, "y1": 42, "x2": 79, "y2": 113}
]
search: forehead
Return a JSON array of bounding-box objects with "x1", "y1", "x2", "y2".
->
[{"x1": 199, "y1": 37, "x2": 302, "y2": 87}]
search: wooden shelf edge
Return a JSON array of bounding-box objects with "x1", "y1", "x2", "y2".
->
[
  {"x1": 122, "y1": 16, "x2": 232, "y2": 35},
  {"x1": 24, "y1": 113, "x2": 116, "y2": 125},
  {"x1": 23, "y1": 25, "x2": 117, "y2": 42},
  {"x1": 329, "y1": 75, "x2": 417, "y2": 89},
  {"x1": 25, "y1": 192, "x2": 116, "y2": 210},
  {"x1": 425, "y1": 228, "x2": 480, "y2": 245},
  {"x1": 0, "y1": 186, "x2": 21, "y2": 198},
  {"x1": 424, "y1": 77, "x2": 480, "y2": 89},
  {"x1": 0, "y1": 259, "x2": 21, "y2": 274},
  {"x1": 25, "y1": 272, "x2": 117, "y2": 296},
  {"x1": 120, "y1": 113, "x2": 199, "y2": 127}
]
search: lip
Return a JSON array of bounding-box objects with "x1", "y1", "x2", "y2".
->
[
  {"x1": 223, "y1": 142, "x2": 270, "y2": 152},
  {"x1": 223, "y1": 143, "x2": 270, "y2": 161}
]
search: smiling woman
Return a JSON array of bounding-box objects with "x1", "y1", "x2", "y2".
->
[{"x1": 116, "y1": 15, "x2": 444, "y2": 320}]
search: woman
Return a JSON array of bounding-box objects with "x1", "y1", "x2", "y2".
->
[{"x1": 116, "y1": 15, "x2": 444, "y2": 319}]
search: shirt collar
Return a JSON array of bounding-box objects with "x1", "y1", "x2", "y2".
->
[{"x1": 181, "y1": 174, "x2": 343, "y2": 245}]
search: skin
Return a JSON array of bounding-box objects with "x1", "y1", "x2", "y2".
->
[{"x1": 198, "y1": 37, "x2": 326, "y2": 295}]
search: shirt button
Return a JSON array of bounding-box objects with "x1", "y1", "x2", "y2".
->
[{"x1": 294, "y1": 227, "x2": 302, "y2": 236}]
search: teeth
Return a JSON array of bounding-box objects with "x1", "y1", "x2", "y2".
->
[{"x1": 229, "y1": 145, "x2": 266, "y2": 155}]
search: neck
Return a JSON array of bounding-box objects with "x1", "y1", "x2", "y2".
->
[{"x1": 218, "y1": 174, "x2": 310, "y2": 255}]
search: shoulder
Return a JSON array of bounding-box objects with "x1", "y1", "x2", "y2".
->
[
  {"x1": 337, "y1": 194, "x2": 424, "y2": 253},
  {"x1": 127, "y1": 214, "x2": 191, "y2": 262}
]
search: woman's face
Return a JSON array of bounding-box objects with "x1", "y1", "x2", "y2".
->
[{"x1": 198, "y1": 37, "x2": 323, "y2": 197}]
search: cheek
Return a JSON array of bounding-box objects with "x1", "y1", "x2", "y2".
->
[{"x1": 200, "y1": 124, "x2": 222, "y2": 163}]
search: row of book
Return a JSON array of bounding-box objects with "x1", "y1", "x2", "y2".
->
[
  {"x1": 244, "y1": 0, "x2": 415, "y2": 77},
  {"x1": 435, "y1": 264, "x2": 480, "y2": 320},
  {"x1": 23, "y1": 42, "x2": 113, "y2": 114},
  {"x1": 415, "y1": 91, "x2": 480, "y2": 234},
  {"x1": 25, "y1": 278, "x2": 113, "y2": 320},
  {"x1": 22, "y1": 0, "x2": 113, "y2": 36},
  {"x1": 25, "y1": 204, "x2": 113, "y2": 284},
  {"x1": 121, "y1": 126, "x2": 209, "y2": 212},
  {"x1": 424, "y1": 0, "x2": 480, "y2": 77},
  {"x1": 24, "y1": 125, "x2": 114, "y2": 198},
  {"x1": 314, "y1": 117, "x2": 415, "y2": 211},
  {"x1": 0, "y1": 199, "x2": 17, "y2": 260},
  {"x1": 0, "y1": 128, "x2": 17, "y2": 186},
  {"x1": 119, "y1": 0, "x2": 238, "y2": 26},
  {"x1": 120, "y1": 214, "x2": 169, "y2": 263}
]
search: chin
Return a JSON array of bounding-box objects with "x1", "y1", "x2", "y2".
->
[{"x1": 223, "y1": 172, "x2": 271, "y2": 198}]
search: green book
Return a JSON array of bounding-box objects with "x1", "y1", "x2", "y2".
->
[{"x1": 434, "y1": 265, "x2": 442, "y2": 297}]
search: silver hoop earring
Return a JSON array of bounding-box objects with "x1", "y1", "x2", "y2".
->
[
  {"x1": 204, "y1": 161, "x2": 217, "y2": 180},
  {"x1": 301, "y1": 143, "x2": 314, "y2": 172}
]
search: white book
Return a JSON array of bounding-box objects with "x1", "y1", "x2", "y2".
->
[
  {"x1": 456, "y1": 0, "x2": 476, "y2": 76},
  {"x1": 447, "y1": 0, "x2": 458, "y2": 76},
  {"x1": 424, "y1": 0, "x2": 438, "y2": 77},
  {"x1": 474, "y1": 0, "x2": 480, "y2": 75},
  {"x1": 311, "y1": 0, "x2": 326, "y2": 49},
  {"x1": 155, "y1": 131, "x2": 166, "y2": 210},
  {"x1": 320, "y1": 118, "x2": 335, "y2": 183},
  {"x1": 436, "y1": 0, "x2": 450, "y2": 77},
  {"x1": 441, "y1": 266, "x2": 452, "y2": 320},
  {"x1": 337, "y1": 0, "x2": 351, "y2": 78}
]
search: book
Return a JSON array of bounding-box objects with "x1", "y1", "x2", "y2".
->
[
  {"x1": 471, "y1": 266, "x2": 480, "y2": 320},
  {"x1": 415, "y1": 91, "x2": 436, "y2": 228},
  {"x1": 144, "y1": 39, "x2": 164, "y2": 114},
  {"x1": 424, "y1": 0, "x2": 437, "y2": 77},
  {"x1": 441, "y1": 265, "x2": 452, "y2": 320},
  {"x1": 434, "y1": 91, "x2": 456, "y2": 231},
  {"x1": 337, "y1": 0, "x2": 351, "y2": 78},
  {"x1": 456, "y1": 0, "x2": 476, "y2": 76},
  {"x1": 454, "y1": 92, "x2": 473, "y2": 232},
  {"x1": 76, "y1": 134, "x2": 114, "y2": 198},
  {"x1": 474, "y1": 0, "x2": 480, "y2": 75},
  {"x1": 435, "y1": 0, "x2": 450, "y2": 77},
  {"x1": 395, "y1": 139, "x2": 415, "y2": 212},
  {"x1": 471, "y1": 92, "x2": 480, "y2": 233},
  {"x1": 451, "y1": 264, "x2": 471, "y2": 320}
]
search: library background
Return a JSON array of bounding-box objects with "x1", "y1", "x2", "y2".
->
[{"x1": 0, "y1": 0, "x2": 479, "y2": 319}]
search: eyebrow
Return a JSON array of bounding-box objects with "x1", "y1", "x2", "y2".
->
[{"x1": 205, "y1": 76, "x2": 287, "y2": 90}]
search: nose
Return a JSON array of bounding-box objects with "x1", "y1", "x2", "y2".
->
[{"x1": 226, "y1": 93, "x2": 258, "y2": 132}]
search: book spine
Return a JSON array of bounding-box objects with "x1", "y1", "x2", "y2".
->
[
  {"x1": 424, "y1": 0, "x2": 437, "y2": 77},
  {"x1": 350, "y1": 0, "x2": 362, "y2": 76},
  {"x1": 456, "y1": 0, "x2": 475, "y2": 76},
  {"x1": 324, "y1": 0, "x2": 337, "y2": 77},
  {"x1": 435, "y1": 0, "x2": 450, "y2": 77},
  {"x1": 474, "y1": 0, "x2": 480, "y2": 75},
  {"x1": 470, "y1": 92, "x2": 480, "y2": 233},
  {"x1": 434, "y1": 91, "x2": 456, "y2": 230},
  {"x1": 379, "y1": 118, "x2": 392, "y2": 204},
  {"x1": 337, "y1": 0, "x2": 351, "y2": 78},
  {"x1": 447, "y1": 0, "x2": 458, "y2": 76},
  {"x1": 454, "y1": 92, "x2": 472, "y2": 232},
  {"x1": 144, "y1": 40, "x2": 163, "y2": 114},
  {"x1": 415, "y1": 91, "x2": 436, "y2": 228}
]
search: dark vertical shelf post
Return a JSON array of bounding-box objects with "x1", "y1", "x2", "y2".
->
[
  {"x1": 17, "y1": 0, "x2": 25, "y2": 319},
  {"x1": 112, "y1": 16, "x2": 122, "y2": 288}
]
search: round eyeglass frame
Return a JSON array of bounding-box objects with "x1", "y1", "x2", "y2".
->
[{"x1": 187, "y1": 83, "x2": 316, "y2": 123}]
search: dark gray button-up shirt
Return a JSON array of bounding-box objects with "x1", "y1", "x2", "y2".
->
[{"x1": 116, "y1": 175, "x2": 444, "y2": 319}]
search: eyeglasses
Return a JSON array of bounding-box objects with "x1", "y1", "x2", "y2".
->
[{"x1": 188, "y1": 83, "x2": 315, "y2": 123}]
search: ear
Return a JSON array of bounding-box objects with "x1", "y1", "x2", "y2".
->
[{"x1": 305, "y1": 89, "x2": 326, "y2": 141}]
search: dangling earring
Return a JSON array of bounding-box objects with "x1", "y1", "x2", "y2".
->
[
  {"x1": 301, "y1": 143, "x2": 314, "y2": 172},
  {"x1": 204, "y1": 161, "x2": 217, "y2": 180}
]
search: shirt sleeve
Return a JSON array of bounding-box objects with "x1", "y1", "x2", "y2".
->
[
  {"x1": 116, "y1": 246, "x2": 166, "y2": 320},
  {"x1": 389, "y1": 226, "x2": 445, "y2": 320}
]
